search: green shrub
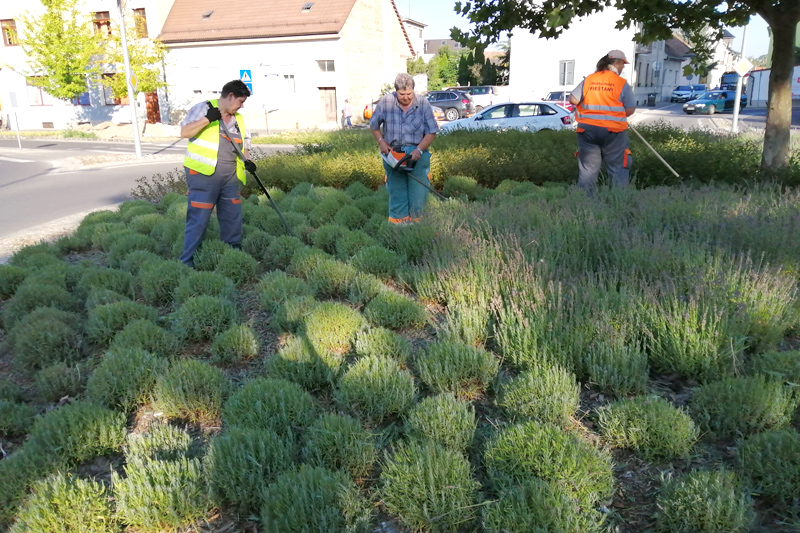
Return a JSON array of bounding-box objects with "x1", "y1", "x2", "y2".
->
[
  {"x1": 3, "y1": 283, "x2": 77, "y2": 330},
  {"x1": 125, "y1": 422, "x2": 194, "y2": 463},
  {"x1": 242, "y1": 229, "x2": 274, "y2": 260},
  {"x1": 120, "y1": 201, "x2": 157, "y2": 221},
  {"x1": 260, "y1": 465, "x2": 371, "y2": 533},
  {"x1": 84, "y1": 288, "x2": 130, "y2": 310},
  {"x1": 86, "y1": 300, "x2": 158, "y2": 346},
  {"x1": 87, "y1": 348, "x2": 168, "y2": 413},
  {"x1": 16, "y1": 262, "x2": 72, "y2": 290},
  {"x1": 211, "y1": 324, "x2": 260, "y2": 364},
  {"x1": 335, "y1": 355, "x2": 416, "y2": 423},
  {"x1": 26, "y1": 401, "x2": 126, "y2": 465},
  {"x1": 405, "y1": 393, "x2": 476, "y2": 453},
  {"x1": 354, "y1": 327, "x2": 412, "y2": 362},
  {"x1": 0, "y1": 265, "x2": 28, "y2": 299},
  {"x1": 154, "y1": 360, "x2": 230, "y2": 423},
  {"x1": 171, "y1": 295, "x2": 238, "y2": 342},
  {"x1": 379, "y1": 222, "x2": 437, "y2": 263},
  {"x1": 690, "y1": 375, "x2": 798, "y2": 439},
  {"x1": 0, "y1": 449, "x2": 48, "y2": 524},
  {"x1": 351, "y1": 245, "x2": 404, "y2": 279},
  {"x1": 749, "y1": 350, "x2": 800, "y2": 383},
  {"x1": 310, "y1": 224, "x2": 347, "y2": 254},
  {"x1": 483, "y1": 478, "x2": 602, "y2": 533},
  {"x1": 583, "y1": 338, "x2": 650, "y2": 396},
  {"x1": 335, "y1": 230, "x2": 377, "y2": 260},
  {"x1": 272, "y1": 295, "x2": 320, "y2": 333},
  {"x1": 193, "y1": 239, "x2": 229, "y2": 271},
  {"x1": 309, "y1": 197, "x2": 348, "y2": 227},
  {"x1": 282, "y1": 193, "x2": 316, "y2": 214},
  {"x1": 208, "y1": 427, "x2": 295, "y2": 513},
  {"x1": 114, "y1": 453, "x2": 209, "y2": 532},
  {"x1": 364, "y1": 291, "x2": 427, "y2": 330},
  {"x1": 35, "y1": 361, "x2": 92, "y2": 403},
  {"x1": 107, "y1": 233, "x2": 158, "y2": 267},
  {"x1": 165, "y1": 200, "x2": 188, "y2": 220},
  {"x1": 0, "y1": 399, "x2": 36, "y2": 436},
  {"x1": 223, "y1": 377, "x2": 318, "y2": 438},
  {"x1": 416, "y1": 341, "x2": 499, "y2": 400},
  {"x1": 257, "y1": 270, "x2": 314, "y2": 312},
  {"x1": 0, "y1": 378, "x2": 22, "y2": 401},
  {"x1": 737, "y1": 428, "x2": 800, "y2": 502},
  {"x1": 129, "y1": 213, "x2": 165, "y2": 235},
  {"x1": 598, "y1": 396, "x2": 699, "y2": 460},
  {"x1": 8, "y1": 242, "x2": 60, "y2": 267},
  {"x1": 381, "y1": 440, "x2": 480, "y2": 533},
  {"x1": 334, "y1": 204, "x2": 368, "y2": 229},
  {"x1": 347, "y1": 272, "x2": 385, "y2": 305},
  {"x1": 345, "y1": 181, "x2": 373, "y2": 199},
  {"x1": 215, "y1": 248, "x2": 259, "y2": 286},
  {"x1": 655, "y1": 470, "x2": 754, "y2": 533},
  {"x1": 442, "y1": 175, "x2": 485, "y2": 200},
  {"x1": 149, "y1": 219, "x2": 184, "y2": 249},
  {"x1": 264, "y1": 236, "x2": 305, "y2": 270},
  {"x1": 304, "y1": 302, "x2": 365, "y2": 353},
  {"x1": 302, "y1": 413, "x2": 377, "y2": 479},
  {"x1": 173, "y1": 270, "x2": 235, "y2": 305},
  {"x1": 9, "y1": 308, "x2": 82, "y2": 371},
  {"x1": 266, "y1": 335, "x2": 344, "y2": 389},
  {"x1": 119, "y1": 251, "x2": 162, "y2": 276},
  {"x1": 287, "y1": 246, "x2": 332, "y2": 278},
  {"x1": 137, "y1": 259, "x2": 189, "y2": 306},
  {"x1": 484, "y1": 422, "x2": 614, "y2": 512},
  {"x1": 498, "y1": 364, "x2": 579, "y2": 426},
  {"x1": 9, "y1": 473, "x2": 116, "y2": 533},
  {"x1": 110, "y1": 319, "x2": 178, "y2": 358},
  {"x1": 305, "y1": 257, "x2": 358, "y2": 299}
]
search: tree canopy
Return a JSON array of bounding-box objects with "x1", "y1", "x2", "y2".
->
[{"x1": 452, "y1": 0, "x2": 800, "y2": 174}]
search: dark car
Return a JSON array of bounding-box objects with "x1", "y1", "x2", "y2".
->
[
  {"x1": 682, "y1": 90, "x2": 748, "y2": 115},
  {"x1": 425, "y1": 91, "x2": 475, "y2": 121},
  {"x1": 543, "y1": 91, "x2": 576, "y2": 113}
]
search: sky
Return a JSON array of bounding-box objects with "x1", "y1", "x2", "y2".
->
[{"x1": 403, "y1": 1, "x2": 772, "y2": 59}]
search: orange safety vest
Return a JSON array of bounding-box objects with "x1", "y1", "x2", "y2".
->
[{"x1": 575, "y1": 70, "x2": 628, "y2": 132}]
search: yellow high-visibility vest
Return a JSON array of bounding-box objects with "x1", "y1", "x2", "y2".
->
[{"x1": 184, "y1": 99, "x2": 247, "y2": 183}]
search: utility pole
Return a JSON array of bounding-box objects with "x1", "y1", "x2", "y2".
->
[
  {"x1": 731, "y1": 23, "x2": 749, "y2": 134},
  {"x1": 117, "y1": 0, "x2": 142, "y2": 158}
]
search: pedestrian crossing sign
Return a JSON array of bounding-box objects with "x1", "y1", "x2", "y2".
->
[{"x1": 240, "y1": 70, "x2": 253, "y2": 94}]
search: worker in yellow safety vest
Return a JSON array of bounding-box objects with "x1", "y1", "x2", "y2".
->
[
  {"x1": 178, "y1": 80, "x2": 256, "y2": 267},
  {"x1": 569, "y1": 50, "x2": 637, "y2": 193}
]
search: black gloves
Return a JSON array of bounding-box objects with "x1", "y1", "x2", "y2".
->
[
  {"x1": 205, "y1": 101, "x2": 222, "y2": 123},
  {"x1": 244, "y1": 160, "x2": 257, "y2": 174}
]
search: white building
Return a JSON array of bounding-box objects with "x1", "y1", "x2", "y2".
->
[
  {"x1": 158, "y1": 0, "x2": 414, "y2": 130},
  {"x1": 0, "y1": 0, "x2": 173, "y2": 130},
  {"x1": 747, "y1": 65, "x2": 800, "y2": 107},
  {"x1": 402, "y1": 18, "x2": 426, "y2": 57}
]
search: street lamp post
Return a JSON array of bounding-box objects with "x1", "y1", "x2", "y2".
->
[
  {"x1": 117, "y1": 0, "x2": 142, "y2": 158},
  {"x1": 731, "y1": 23, "x2": 749, "y2": 134}
]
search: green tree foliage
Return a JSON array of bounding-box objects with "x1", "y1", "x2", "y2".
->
[
  {"x1": 427, "y1": 46, "x2": 460, "y2": 90},
  {"x1": 451, "y1": 0, "x2": 800, "y2": 174},
  {"x1": 101, "y1": 9, "x2": 167, "y2": 98},
  {"x1": 15, "y1": 0, "x2": 104, "y2": 100}
]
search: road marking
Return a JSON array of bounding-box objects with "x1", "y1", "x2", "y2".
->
[{"x1": 0, "y1": 156, "x2": 34, "y2": 163}]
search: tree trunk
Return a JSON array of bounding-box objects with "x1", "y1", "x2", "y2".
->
[{"x1": 760, "y1": 12, "x2": 798, "y2": 174}]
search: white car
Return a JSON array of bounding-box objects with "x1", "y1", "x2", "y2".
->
[{"x1": 439, "y1": 101, "x2": 573, "y2": 134}]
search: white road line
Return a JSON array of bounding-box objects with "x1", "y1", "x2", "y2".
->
[{"x1": 0, "y1": 156, "x2": 34, "y2": 163}]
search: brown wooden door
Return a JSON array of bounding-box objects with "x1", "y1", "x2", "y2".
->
[
  {"x1": 319, "y1": 87, "x2": 337, "y2": 122},
  {"x1": 145, "y1": 91, "x2": 161, "y2": 123}
]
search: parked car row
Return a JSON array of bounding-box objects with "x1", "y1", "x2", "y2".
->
[{"x1": 425, "y1": 90, "x2": 475, "y2": 121}]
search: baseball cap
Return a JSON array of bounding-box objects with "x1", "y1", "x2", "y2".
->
[{"x1": 608, "y1": 50, "x2": 629, "y2": 64}]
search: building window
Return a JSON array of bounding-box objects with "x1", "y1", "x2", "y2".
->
[
  {"x1": 558, "y1": 60, "x2": 574, "y2": 86},
  {"x1": 93, "y1": 11, "x2": 112, "y2": 37},
  {"x1": 1, "y1": 19, "x2": 17, "y2": 46},
  {"x1": 27, "y1": 78, "x2": 54, "y2": 106},
  {"x1": 418, "y1": 29, "x2": 422, "y2": 38},
  {"x1": 132, "y1": 8, "x2": 147, "y2": 38},
  {"x1": 71, "y1": 81, "x2": 91, "y2": 106},
  {"x1": 285, "y1": 74, "x2": 295, "y2": 93},
  {"x1": 316, "y1": 60, "x2": 334, "y2": 72}
]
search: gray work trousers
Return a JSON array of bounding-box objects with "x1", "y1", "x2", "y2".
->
[
  {"x1": 179, "y1": 167, "x2": 242, "y2": 266},
  {"x1": 577, "y1": 124, "x2": 631, "y2": 192}
]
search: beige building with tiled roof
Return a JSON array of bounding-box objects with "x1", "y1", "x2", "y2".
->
[{"x1": 159, "y1": 0, "x2": 414, "y2": 130}]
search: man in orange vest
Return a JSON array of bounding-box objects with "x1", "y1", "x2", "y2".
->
[{"x1": 569, "y1": 50, "x2": 636, "y2": 192}]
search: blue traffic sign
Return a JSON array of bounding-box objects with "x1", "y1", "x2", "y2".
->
[{"x1": 240, "y1": 70, "x2": 253, "y2": 94}]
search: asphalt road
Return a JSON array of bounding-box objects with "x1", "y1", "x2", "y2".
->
[
  {"x1": 629, "y1": 102, "x2": 800, "y2": 131},
  {"x1": 0, "y1": 140, "x2": 185, "y2": 239}
]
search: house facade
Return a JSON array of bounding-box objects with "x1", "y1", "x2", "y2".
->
[
  {"x1": 0, "y1": 0, "x2": 173, "y2": 130},
  {"x1": 402, "y1": 18, "x2": 426, "y2": 57},
  {"x1": 158, "y1": 0, "x2": 414, "y2": 131}
]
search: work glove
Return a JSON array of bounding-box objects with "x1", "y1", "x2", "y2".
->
[
  {"x1": 205, "y1": 102, "x2": 222, "y2": 123},
  {"x1": 244, "y1": 160, "x2": 257, "y2": 174}
]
